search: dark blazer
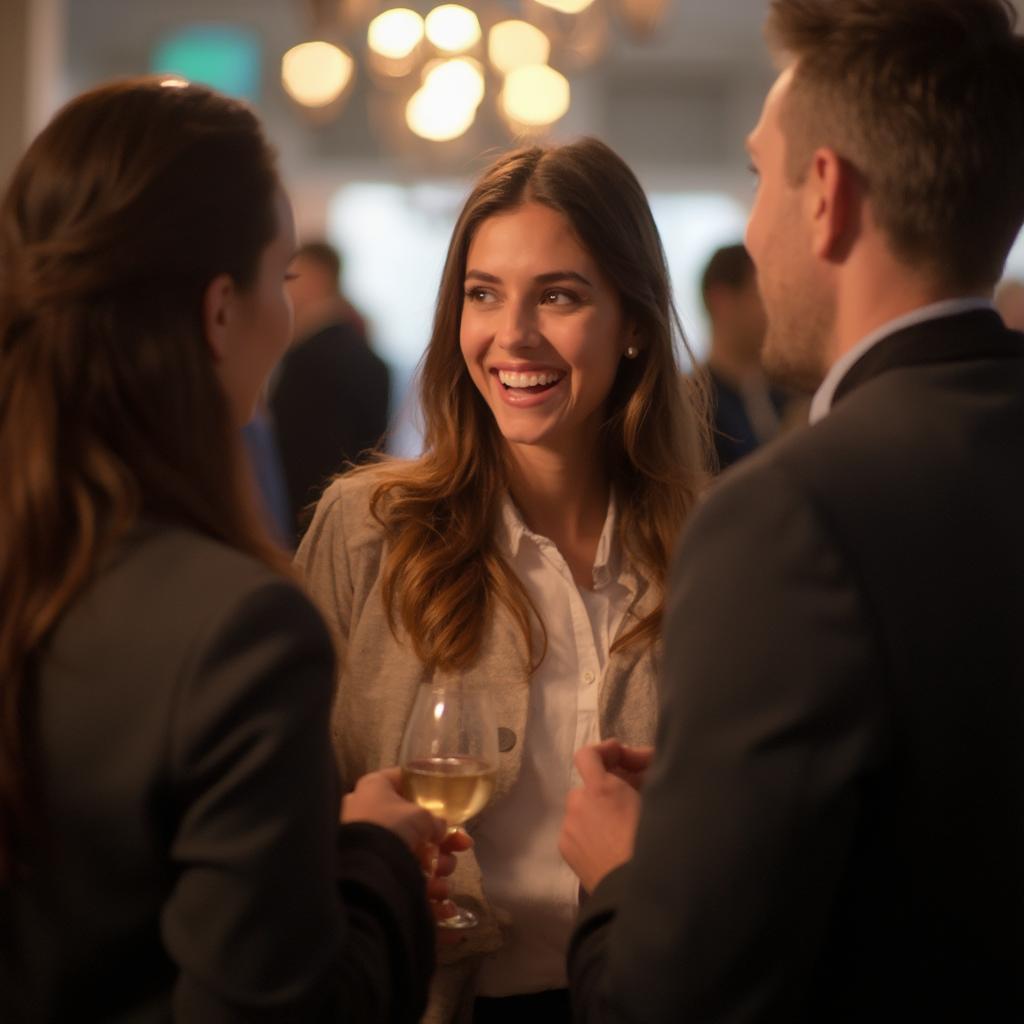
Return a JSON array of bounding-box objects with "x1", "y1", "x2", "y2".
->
[
  {"x1": 570, "y1": 310, "x2": 1024, "y2": 1022},
  {"x1": 1, "y1": 524, "x2": 433, "y2": 1023},
  {"x1": 270, "y1": 320, "x2": 390, "y2": 545},
  {"x1": 705, "y1": 367, "x2": 790, "y2": 472}
]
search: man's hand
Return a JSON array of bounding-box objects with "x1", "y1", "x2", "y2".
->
[
  {"x1": 559, "y1": 744, "x2": 642, "y2": 893},
  {"x1": 591, "y1": 738, "x2": 655, "y2": 790},
  {"x1": 341, "y1": 767, "x2": 446, "y2": 851}
]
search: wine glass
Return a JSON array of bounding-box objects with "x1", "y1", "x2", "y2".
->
[{"x1": 399, "y1": 679, "x2": 498, "y2": 929}]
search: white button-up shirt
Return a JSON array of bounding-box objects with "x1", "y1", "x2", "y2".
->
[{"x1": 473, "y1": 494, "x2": 634, "y2": 997}]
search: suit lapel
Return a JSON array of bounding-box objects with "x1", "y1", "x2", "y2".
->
[{"x1": 833, "y1": 311, "x2": 1024, "y2": 407}]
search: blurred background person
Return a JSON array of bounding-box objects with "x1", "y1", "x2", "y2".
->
[
  {"x1": 296, "y1": 138, "x2": 710, "y2": 1024},
  {"x1": 270, "y1": 240, "x2": 390, "y2": 545},
  {"x1": 698, "y1": 243, "x2": 806, "y2": 472},
  {"x1": 0, "y1": 78, "x2": 444, "y2": 1023},
  {"x1": 241, "y1": 392, "x2": 293, "y2": 547},
  {"x1": 996, "y1": 277, "x2": 1024, "y2": 330}
]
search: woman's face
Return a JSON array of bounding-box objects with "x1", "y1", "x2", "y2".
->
[
  {"x1": 215, "y1": 188, "x2": 296, "y2": 424},
  {"x1": 459, "y1": 202, "x2": 629, "y2": 459}
]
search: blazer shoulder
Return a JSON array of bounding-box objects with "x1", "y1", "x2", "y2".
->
[
  {"x1": 120, "y1": 525, "x2": 282, "y2": 598},
  {"x1": 101, "y1": 525, "x2": 325, "y2": 653}
]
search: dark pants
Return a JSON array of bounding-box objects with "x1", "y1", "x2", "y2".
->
[{"x1": 473, "y1": 989, "x2": 571, "y2": 1024}]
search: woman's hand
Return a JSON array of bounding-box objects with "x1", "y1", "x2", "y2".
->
[
  {"x1": 427, "y1": 826, "x2": 473, "y2": 897},
  {"x1": 341, "y1": 767, "x2": 446, "y2": 851},
  {"x1": 427, "y1": 828, "x2": 474, "y2": 941}
]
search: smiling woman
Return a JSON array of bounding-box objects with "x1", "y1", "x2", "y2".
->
[
  {"x1": 295, "y1": 137, "x2": 712, "y2": 1023},
  {"x1": 460, "y1": 202, "x2": 628, "y2": 462}
]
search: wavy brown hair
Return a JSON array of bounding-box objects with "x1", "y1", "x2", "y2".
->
[
  {"x1": 0, "y1": 79, "x2": 286, "y2": 878},
  {"x1": 361, "y1": 138, "x2": 710, "y2": 673}
]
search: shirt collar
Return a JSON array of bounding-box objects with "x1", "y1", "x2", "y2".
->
[
  {"x1": 498, "y1": 491, "x2": 621, "y2": 587},
  {"x1": 809, "y1": 297, "x2": 996, "y2": 424}
]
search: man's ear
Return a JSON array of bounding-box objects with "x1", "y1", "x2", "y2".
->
[
  {"x1": 806, "y1": 146, "x2": 859, "y2": 262},
  {"x1": 202, "y1": 273, "x2": 236, "y2": 363}
]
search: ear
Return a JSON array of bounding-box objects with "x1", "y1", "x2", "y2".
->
[
  {"x1": 625, "y1": 322, "x2": 642, "y2": 355},
  {"x1": 806, "y1": 147, "x2": 859, "y2": 261},
  {"x1": 202, "y1": 273, "x2": 237, "y2": 363}
]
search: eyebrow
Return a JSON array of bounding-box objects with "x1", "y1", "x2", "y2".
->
[{"x1": 464, "y1": 269, "x2": 594, "y2": 287}]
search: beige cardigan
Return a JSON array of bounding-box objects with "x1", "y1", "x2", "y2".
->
[{"x1": 296, "y1": 468, "x2": 663, "y2": 1023}]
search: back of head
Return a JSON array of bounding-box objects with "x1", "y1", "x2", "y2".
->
[
  {"x1": 767, "y1": 0, "x2": 1024, "y2": 290},
  {"x1": 287, "y1": 240, "x2": 343, "y2": 325},
  {"x1": 0, "y1": 78, "x2": 282, "y2": 878},
  {"x1": 701, "y1": 244, "x2": 757, "y2": 313},
  {"x1": 294, "y1": 241, "x2": 342, "y2": 289}
]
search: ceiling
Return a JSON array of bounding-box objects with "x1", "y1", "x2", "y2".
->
[
  {"x1": 62, "y1": 0, "x2": 777, "y2": 188},
  {"x1": 60, "y1": 0, "x2": 1024, "y2": 206}
]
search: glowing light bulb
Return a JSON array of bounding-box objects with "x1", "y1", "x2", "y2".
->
[
  {"x1": 422, "y1": 57, "x2": 485, "y2": 110},
  {"x1": 367, "y1": 8, "x2": 424, "y2": 60},
  {"x1": 488, "y1": 20, "x2": 551, "y2": 75},
  {"x1": 501, "y1": 64, "x2": 570, "y2": 127},
  {"x1": 534, "y1": 0, "x2": 595, "y2": 12},
  {"x1": 424, "y1": 4, "x2": 481, "y2": 53},
  {"x1": 406, "y1": 82, "x2": 477, "y2": 140},
  {"x1": 281, "y1": 41, "x2": 354, "y2": 107}
]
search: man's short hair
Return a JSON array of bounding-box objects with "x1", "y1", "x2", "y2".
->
[
  {"x1": 701, "y1": 244, "x2": 756, "y2": 313},
  {"x1": 294, "y1": 241, "x2": 341, "y2": 288},
  {"x1": 767, "y1": 0, "x2": 1024, "y2": 291}
]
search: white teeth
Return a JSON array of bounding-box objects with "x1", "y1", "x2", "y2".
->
[{"x1": 497, "y1": 370, "x2": 562, "y2": 388}]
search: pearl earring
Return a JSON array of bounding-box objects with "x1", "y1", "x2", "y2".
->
[{"x1": 625, "y1": 345, "x2": 640, "y2": 359}]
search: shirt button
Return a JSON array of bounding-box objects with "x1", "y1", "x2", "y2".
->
[{"x1": 583, "y1": 670, "x2": 595, "y2": 685}]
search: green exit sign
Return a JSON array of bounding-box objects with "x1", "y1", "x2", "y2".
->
[{"x1": 151, "y1": 25, "x2": 262, "y2": 101}]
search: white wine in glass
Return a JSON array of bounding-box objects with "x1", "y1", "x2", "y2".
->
[{"x1": 399, "y1": 680, "x2": 498, "y2": 929}]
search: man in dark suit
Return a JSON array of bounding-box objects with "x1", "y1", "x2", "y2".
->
[
  {"x1": 560, "y1": 1, "x2": 1024, "y2": 1021},
  {"x1": 270, "y1": 241, "x2": 390, "y2": 544}
]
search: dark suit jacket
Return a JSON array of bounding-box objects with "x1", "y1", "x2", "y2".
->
[
  {"x1": 270, "y1": 321, "x2": 390, "y2": 545},
  {"x1": 705, "y1": 367, "x2": 789, "y2": 472},
  {"x1": 570, "y1": 310, "x2": 1024, "y2": 1022},
  {"x1": 1, "y1": 524, "x2": 433, "y2": 1022}
]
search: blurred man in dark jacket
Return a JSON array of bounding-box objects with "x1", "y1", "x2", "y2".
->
[{"x1": 270, "y1": 241, "x2": 390, "y2": 544}]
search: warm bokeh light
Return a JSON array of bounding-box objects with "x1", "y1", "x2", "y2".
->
[
  {"x1": 406, "y1": 85, "x2": 477, "y2": 140},
  {"x1": 367, "y1": 8, "x2": 424, "y2": 60},
  {"x1": 501, "y1": 64, "x2": 571, "y2": 126},
  {"x1": 424, "y1": 5, "x2": 481, "y2": 53},
  {"x1": 281, "y1": 41, "x2": 355, "y2": 107},
  {"x1": 422, "y1": 57, "x2": 485, "y2": 110},
  {"x1": 533, "y1": 0, "x2": 596, "y2": 13},
  {"x1": 488, "y1": 20, "x2": 551, "y2": 75}
]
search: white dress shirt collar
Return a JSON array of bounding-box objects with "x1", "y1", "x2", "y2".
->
[
  {"x1": 498, "y1": 490, "x2": 621, "y2": 588},
  {"x1": 809, "y1": 297, "x2": 996, "y2": 424}
]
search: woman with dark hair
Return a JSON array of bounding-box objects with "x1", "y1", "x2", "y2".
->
[
  {"x1": 0, "y1": 78, "x2": 443, "y2": 1022},
  {"x1": 297, "y1": 138, "x2": 710, "y2": 1022}
]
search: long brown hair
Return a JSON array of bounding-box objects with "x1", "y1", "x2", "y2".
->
[
  {"x1": 0, "y1": 79, "x2": 286, "y2": 878},
  {"x1": 363, "y1": 138, "x2": 710, "y2": 673}
]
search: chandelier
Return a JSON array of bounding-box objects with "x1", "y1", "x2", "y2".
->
[{"x1": 281, "y1": 0, "x2": 671, "y2": 142}]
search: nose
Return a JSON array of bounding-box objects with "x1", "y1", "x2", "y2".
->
[{"x1": 496, "y1": 298, "x2": 538, "y2": 351}]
